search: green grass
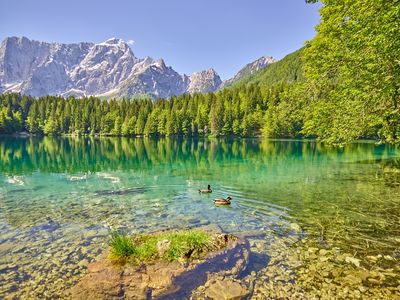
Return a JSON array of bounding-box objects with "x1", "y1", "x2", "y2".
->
[
  {"x1": 109, "y1": 229, "x2": 212, "y2": 264},
  {"x1": 109, "y1": 231, "x2": 136, "y2": 264}
]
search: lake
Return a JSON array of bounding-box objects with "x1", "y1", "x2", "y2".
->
[{"x1": 0, "y1": 137, "x2": 399, "y2": 298}]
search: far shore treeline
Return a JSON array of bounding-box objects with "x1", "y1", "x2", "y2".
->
[
  {"x1": 0, "y1": 85, "x2": 286, "y2": 139},
  {"x1": 0, "y1": 1, "x2": 398, "y2": 145}
]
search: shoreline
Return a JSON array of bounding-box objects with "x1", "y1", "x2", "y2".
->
[{"x1": 0, "y1": 133, "x2": 384, "y2": 145}]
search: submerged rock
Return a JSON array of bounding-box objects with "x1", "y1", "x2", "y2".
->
[
  {"x1": 345, "y1": 256, "x2": 361, "y2": 267},
  {"x1": 290, "y1": 223, "x2": 301, "y2": 232},
  {"x1": 204, "y1": 278, "x2": 249, "y2": 300}
]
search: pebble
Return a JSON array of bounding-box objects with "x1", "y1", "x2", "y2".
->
[
  {"x1": 3, "y1": 218, "x2": 400, "y2": 300},
  {"x1": 290, "y1": 223, "x2": 301, "y2": 232},
  {"x1": 345, "y1": 256, "x2": 361, "y2": 267}
]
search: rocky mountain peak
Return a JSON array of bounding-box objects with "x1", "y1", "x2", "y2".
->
[
  {"x1": 0, "y1": 36, "x2": 226, "y2": 98},
  {"x1": 153, "y1": 58, "x2": 167, "y2": 70},
  {"x1": 187, "y1": 68, "x2": 222, "y2": 94},
  {"x1": 102, "y1": 37, "x2": 125, "y2": 45},
  {"x1": 252, "y1": 56, "x2": 276, "y2": 70},
  {"x1": 0, "y1": 36, "x2": 275, "y2": 99},
  {"x1": 220, "y1": 55, "x2": 276, "y2": 88}
]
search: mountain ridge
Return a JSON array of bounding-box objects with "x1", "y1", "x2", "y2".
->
[
  {"x1": 220, "y1": 55, "x2": 276, "y2": 88},
  {"x1": 0, "y1": 36, "x2": 275, "y2": 98}
]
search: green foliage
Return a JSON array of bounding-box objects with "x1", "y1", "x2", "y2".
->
[
  {"x1": 160, "y1": 230, "x2": 211, "y2": 261},
  {"x1": 0, "y1": 1, "x2": 398, "y2": 144},
  {"x1": 0, "y1": 85, "x2": 273, "y2": 137},
  {"x1": 228, "y1": 49, "x2": 304, "y2": 89},
  {"x1": 109, "y1": 230, "x2": 211, "y2": 265},
  {"x1": 302, "y1": 0, "x2": 400, "y2": 144},
  {"x1": 109, "y1": 231, "x2": 136, "y2": 263},
  {"x1": 263, "y1": 92, "x2": 304, "y2": 138},
  {"x1": 236, "y1": 0, "x2": 399, "y2": 145},
  {"x1": 43, "y1": 118, "x2": 59, "y2": 135},
  {"x1": 0, "y1": 95, "x2": 27, "y2": 133}
]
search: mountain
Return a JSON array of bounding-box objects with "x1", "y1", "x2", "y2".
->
[
  {"x1": 102, "y1": 58, "x2": 189, "y2": 99},
  {"x1": 0, "y1": 36, "x2": 222, "y2": 98},
  {"x1": 187, "y1": 68, "x2": 222, "y2": 94},
  {"x1": 226, "y1": 49, "x2": 304, "y2": 88},
  {"x1": 220, "y1": 55, "x2": 276, "y2": 88},
  {"x1": 0, "y1": 36, "x2": 278, "y2": 99}
]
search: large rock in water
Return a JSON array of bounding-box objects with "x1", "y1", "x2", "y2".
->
[
  {"x1": 70, "y1": 259, "x2": 184, "y2": 299},
  {"x1": 204, "y1": 278, "x2": 249, "y2": 300},
  {"x1": 69, "y1": 234, "x2": 250, "y2": 299}
]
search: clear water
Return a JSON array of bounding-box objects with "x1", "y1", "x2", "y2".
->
[{"x1": 0, "y1": 137, "x2": 399, "y2": 298}]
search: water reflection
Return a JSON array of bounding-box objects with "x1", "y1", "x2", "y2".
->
[
  {"x1": 0, "y1": 136, "x2": 397, "y2": 174},
  {"x1": 0, "y1": 137, "x2": 399, "y2": 298}
]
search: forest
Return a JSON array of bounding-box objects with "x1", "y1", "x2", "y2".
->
[
  {"x1": 0, "y1": 83, "x2": 288, "y2": 138},
  {"x1": 0, "y1": 0, "x2": 398, "y2": 145}
]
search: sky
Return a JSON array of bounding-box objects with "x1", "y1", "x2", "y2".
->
[{"x1": 0, "y1": 0, "x2": 321, "y2": 80}]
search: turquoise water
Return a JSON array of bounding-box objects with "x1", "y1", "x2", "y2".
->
[{"x1": 0, "y1": 137, "x2": 399, "y2": 298}]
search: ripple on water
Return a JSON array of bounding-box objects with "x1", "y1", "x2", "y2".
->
[{"x1": 1, "y1": 137, "x2": 399, "y2": 298}]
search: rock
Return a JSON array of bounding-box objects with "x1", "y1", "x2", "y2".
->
[
  {"x1": 345, "y1": 256, "x2": 361, "y2": 267},
  {"x1": 204, "y1": 278, "x2": 249, "y2": 300},
  {"x1": 70, "y1": 233, "x2": 249, "y2": 300},
  {"x1": 383, "y1": 255, "x2": 394, "y2": 261},
  {"x1": 70, "y1": 260, "x2": 127, "y2": 299},
  {"x1": 146, "y1": 261, "x2": 183, "y2": 290},
  {"x1": 156, "y1": 240, "x2": 171, "y2": 257},
  {"x1": 366, "y1": 255, "x2": 378, "y2": 263},
  {"x1": 186, "y1": 69, "x2": 222, "y2": 94},
  {"x1": 319, "y1": 256, "x2": 329, "y2": 262},
  {"x1": 198, "y1": 224, "x2": 223, "y2": 234},
  {"x1": 78, "y1": 259, "x2": 89, "y2": 267},
  {"x1": 290, "y1": 223, "x2": 301, "y2": 232},
  {"x1": 319, "y1": 249, "x2": 329, "y2": 256},
  {"x1": 343, "y1": 274, "x2": 362, "y2": 286}
]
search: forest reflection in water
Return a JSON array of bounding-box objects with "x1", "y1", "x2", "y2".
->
[{"x1": 0, "y1": 137, "x2": 399, "y2": 298}]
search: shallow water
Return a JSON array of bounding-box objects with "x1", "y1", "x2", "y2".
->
[{"x1": 0, "y1": 137, "x2": 399, "y2": 298}]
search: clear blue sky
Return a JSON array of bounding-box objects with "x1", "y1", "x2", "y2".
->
[{"x1": 0, "y1": 0, "x2": 321, "y2": 80}]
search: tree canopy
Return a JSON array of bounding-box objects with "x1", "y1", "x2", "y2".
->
[
  {"x1": 302, "y1": 0, "x2": 400, "y2": 144},
  {"x1": 0, "y1": 0, "x2": 398, "y2": 145}
]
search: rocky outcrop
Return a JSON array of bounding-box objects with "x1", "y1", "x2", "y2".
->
[
  {"x1": 204, "y1": 278, "x2": 249, "y2": 300},
  {"x1": 109, "y1": 58, "x2": 189, "y2": 99},
  {"x1": 69, "y1": 233, "x2": 250, "y2": 300},
  {"x1": 70, "y1": 259, "x2": 183, "y2": 299},
  {"x1": 221, "y1": 55, "x2": 276, "y2": 88},
  {"x1": 186, "y1": 68, "x2": 222, "y2": 94}
]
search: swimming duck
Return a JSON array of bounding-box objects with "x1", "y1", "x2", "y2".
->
[
  {"x1": 199, "y1": 184, "x2": 212, "y2": 193},
  {"x1": 214, "y1": 196, "x2": 232, "y2": 205}
]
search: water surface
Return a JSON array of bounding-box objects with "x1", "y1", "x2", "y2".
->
[{"x1": 0, "y1": 137, "x2": 399, "y2": 298}]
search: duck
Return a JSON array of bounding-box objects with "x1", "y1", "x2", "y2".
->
[
  {"x1": 214, "y1": 196, "x2": 232, "y2": 205},
  {"x1": 199, "y1": 184, "x2": 212, "y2": 193}
]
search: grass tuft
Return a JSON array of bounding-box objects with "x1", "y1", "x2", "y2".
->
[
  {"x1": 109, "y1": 229, "x2": 212, "y2": 264},
  {"x1": 109, "y1": 231, "x2": 136, "y2": 263}
]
